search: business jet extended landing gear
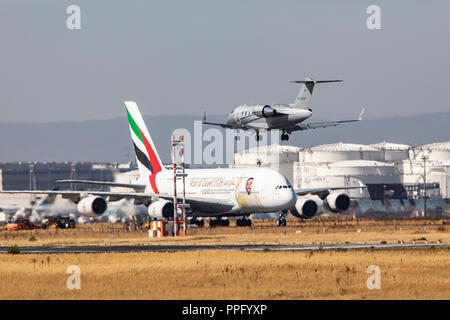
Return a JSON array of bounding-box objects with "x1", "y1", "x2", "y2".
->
[
  {"x1": 236, "y1": 217, "x2": 252, "y2": 227},
  {"x1": 209, "y1": 218, "x2": 230, "y2": 228},
  {"x1": 255, "y1": 131, "x2": 262, "y2": 141},
  {"x1": 280, "y1": 130, "x2": 290, "y2": 141},
  {"x1": 276, "y1": 210, "x2": 288, "y2": 227}
]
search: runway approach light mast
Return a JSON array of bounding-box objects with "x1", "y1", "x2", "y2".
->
[
  {"x1": 422, "y1": 154, "x2": 429, "y2": 217},
  {"x1": 171, "y1": 135, "x2": 189, "y2": 236}
]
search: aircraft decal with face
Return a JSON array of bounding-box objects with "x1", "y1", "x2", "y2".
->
[
  {"x1": 245, "y1": 178, "x2": 254, "y2": 195},
  {"x1": 234, "y1": 173, "x2": 247, "y2": 208},
  {"x1": 234, "y1": 174, "x2": 262, "y2": 209}
]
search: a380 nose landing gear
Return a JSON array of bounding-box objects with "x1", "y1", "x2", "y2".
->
[
  {"x1": 280, "y1": 130, "x2": 290, "y2": 141},
  {"x1": 276, "y1": 210, "x2": 288, "y2": 227}
]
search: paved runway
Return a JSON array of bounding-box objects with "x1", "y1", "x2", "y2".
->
[{"x1": 1, "y1": 242, "x2": 449, "y2": 254}]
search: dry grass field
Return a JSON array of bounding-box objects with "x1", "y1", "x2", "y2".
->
[
  {"x1": 0, "y1": 217, "x2": 448, "y2": 247},
  {"x1": 0, "y1": 249, "x2": 449, "y2": 299},
  {"x1": 0, "y1": 218, "x2": 449, "y2": 300}
]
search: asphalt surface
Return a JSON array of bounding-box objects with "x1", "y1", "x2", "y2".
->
[{"x1": 1, "y1": 243, "x2": 449, "y2": 254}]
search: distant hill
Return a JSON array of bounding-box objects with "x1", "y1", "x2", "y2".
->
[{"x1": 0, "y1": 111, "x2": 449, "y2": 164}]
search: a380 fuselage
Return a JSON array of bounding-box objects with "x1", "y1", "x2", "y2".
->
[{"x1": 149, "y1": 167, "x2": 296, "y2": 216}]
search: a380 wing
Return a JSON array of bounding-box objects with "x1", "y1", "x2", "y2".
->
[
  {"x1": 56, "y1": 179, "x2": 146, "y2": 191},
  {"x1": 0, "y1": 190, "x2": 151, "y2": 201},
  {"x1": 0, "y1": 190, "x2": 235, "y2": 212},
  {"x1": 295, "y1": 185, "x2": 366, "y2": 197}
]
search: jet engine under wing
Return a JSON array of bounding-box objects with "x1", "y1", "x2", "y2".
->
[
  {"x1": 287, "y1": 108, "x2": 364, "y2": 132},
  {"x1": 295, "y1": 185, "x2": 366, "y2": 198}
]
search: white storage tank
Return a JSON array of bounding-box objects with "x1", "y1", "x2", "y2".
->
[
  {"x1": 233, "y1": 144, "x2": 301, "y2": 165},
  {"x1": 299, "y1": 142, "x2": 384, "y2": 163},
  {"x1": 399, "y1": 159, "x2": 450, "y2": 199},
  {"x1": 296, "y1": 160, "x2": 400, "y2": 199},
  {"x1": 315, "y1": 161, "x2": 401, "y2": 190},
  {"x1": 419, "y1": 141, "x2": 450, "y2": 161},
  {"x1": 369, "y1": 141, "x2": 410, "y2": 161},
  {"x1": 232, "y1": 144, "x2": 301, "y2": 184},
  {"x1": 293, "y1": 162, "x2": 319, "y2": 189}
]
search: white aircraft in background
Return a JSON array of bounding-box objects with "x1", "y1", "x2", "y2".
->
[
  {"x1": 0, "y1": 187, "x2": 145, "y2": 225},
  {"x1": 202, "y1": 77, "x2": 364, "y2": 141},
  {"x1": 0, "y1": 101, "x2": 364, "y2": 227}
]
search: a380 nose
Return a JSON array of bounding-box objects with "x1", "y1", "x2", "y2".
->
[
  {"x1": 271, "y1": 188, "x2": 296, "y2": 211},
  {"x1": 284, "y1": 189, "x2": 297, "y2": 209}
]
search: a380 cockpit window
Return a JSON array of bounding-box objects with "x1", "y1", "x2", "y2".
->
[{"x1": 276, "y1": 185, "x2": 292, "y2": 189}]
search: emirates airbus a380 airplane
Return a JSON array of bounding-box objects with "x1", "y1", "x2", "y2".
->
[{"x1": 0, "y1": 101, "x2": 363, "y2": 227}]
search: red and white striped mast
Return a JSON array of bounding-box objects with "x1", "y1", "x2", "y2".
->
[
  {"x1": 171, "y1": 135, "x2": 189, "y2": 236},
  {"x1": 171, "y1": 135, "x2": 178, "y2": 236},
  {"x1": 181, "y1": 136, "x2": 187, "y2": 236}
]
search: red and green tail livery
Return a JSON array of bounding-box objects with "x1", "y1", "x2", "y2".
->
[{"x1": 125, "y1": 101, "x2": 165, "y2": 193}]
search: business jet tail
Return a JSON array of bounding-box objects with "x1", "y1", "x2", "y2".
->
[{"x1": 290, "y1": 77, "x2": 342, "y2": 110}]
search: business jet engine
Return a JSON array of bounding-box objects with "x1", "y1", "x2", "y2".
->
[
  {"x1": 148, "y1": 200, "x2": 173, "y2": 220},
  {"x1": 290, "y1": 198, "x2": 318, "y2": 219},
  {"x1": 77, "y1": 196, "x2": 107, "y2": 217},
  {"x1": 254, "y1": 105, "x2": 277, "y2": 117},
  {"x1": 323, "y1": 192, "x2": 351, "y2": 213}
]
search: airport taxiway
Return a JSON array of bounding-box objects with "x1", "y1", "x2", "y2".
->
[{"x1": 1, "y1": 242, "x2": 449, "y2": 254}]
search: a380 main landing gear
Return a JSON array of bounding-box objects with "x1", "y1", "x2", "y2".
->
[
  {"x1": 276, "y1": 210, "x2": 288, "y2": 227},
  {"x1": 209, "y1": 218, "x2": 230, "y2": 228},
  {"x1": 280, "y1": 130, "x2": 290, "y2": 141},
  {"x1": 189, "y1": 217, "x2": 204, "y2": 227},
  {"x1": 236, "y1": 217, "x2": 252, "y2": 227}
]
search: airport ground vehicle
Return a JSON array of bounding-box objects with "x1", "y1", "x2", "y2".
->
[
  {"x1": 41, "y1": 216, "x2": 76, "y2": 229},
  {"x1": 6, "y1": 218, "x2": 39, "y2": 231}
]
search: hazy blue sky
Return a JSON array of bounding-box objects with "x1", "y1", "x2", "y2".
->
[{"x1": 0, "y1": 0, "x2": 449, "y2": 123}]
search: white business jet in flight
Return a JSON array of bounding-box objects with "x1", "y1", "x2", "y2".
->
[{"x1": 203, "y1": 78, "x2": 364, "y2": 141}]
